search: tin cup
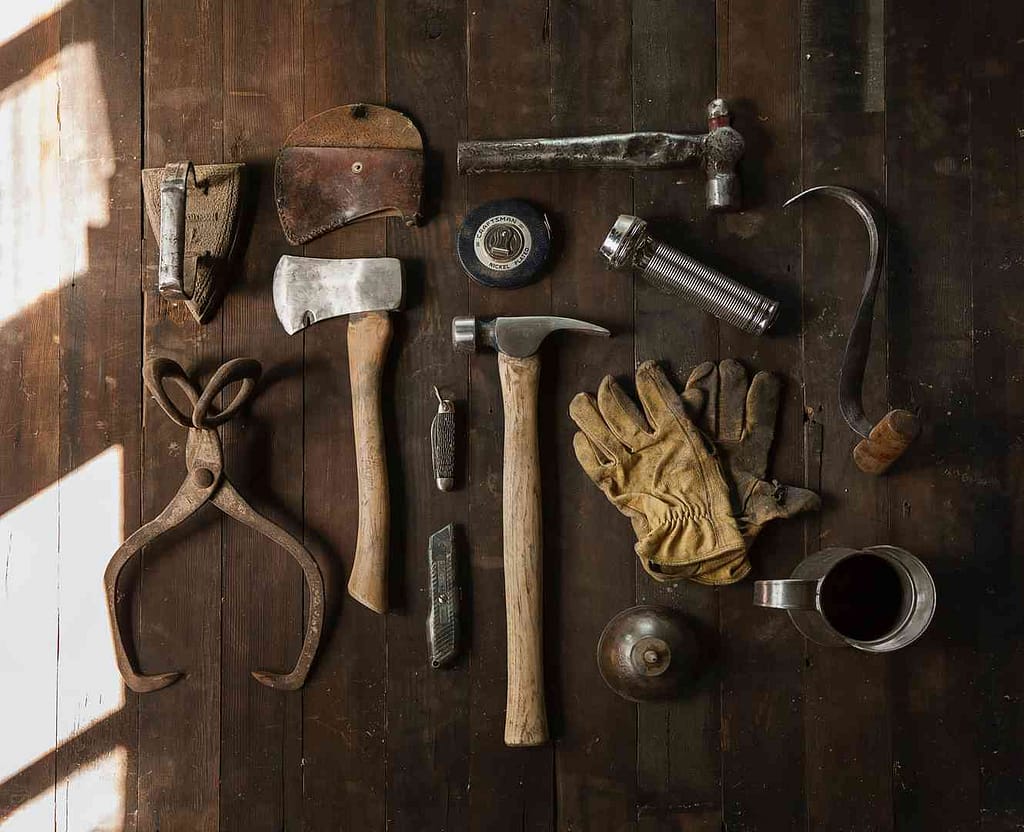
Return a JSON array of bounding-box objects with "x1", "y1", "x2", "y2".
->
[{"x1": 753, "y1": 545, "x2": 936, "y2": 652}]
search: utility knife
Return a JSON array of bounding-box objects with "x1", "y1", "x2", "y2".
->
[{"x1": 427, "y1": 523, "x2": 459, "y2": 668}]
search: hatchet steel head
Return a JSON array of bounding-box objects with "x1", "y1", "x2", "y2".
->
[{"x1": 273, "y1": 255, "x2": 403, "y2": 335}]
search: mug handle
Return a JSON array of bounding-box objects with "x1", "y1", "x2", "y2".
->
[{"x1": 753, "y1": 579, "x2": 819, "y2": 610}]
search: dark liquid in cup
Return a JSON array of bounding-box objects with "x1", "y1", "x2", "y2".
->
[{"x1": 819, "y1": 554, "x2": 905, "y2": 641}]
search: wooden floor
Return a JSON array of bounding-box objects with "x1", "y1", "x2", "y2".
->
[{"x1": 1, "y1": 0, "x2": 1021, "y2": 829}]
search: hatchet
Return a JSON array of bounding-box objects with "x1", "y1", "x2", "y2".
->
[{"x1": 274, "y1": 255, "x2": 403, "y2": 613}]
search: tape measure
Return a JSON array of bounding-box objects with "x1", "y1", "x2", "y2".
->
[{"x1": 456, "y1": 199, "x2": 552, "y2": 289}]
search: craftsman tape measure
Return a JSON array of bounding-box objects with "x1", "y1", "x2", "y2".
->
[{"x1": 457, "y1": 199, "x2": 551, "y2": 289}]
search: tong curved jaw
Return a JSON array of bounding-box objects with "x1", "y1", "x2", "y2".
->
[{"x1": 105, "y1": 358, "x2": 325, "y2": 694}]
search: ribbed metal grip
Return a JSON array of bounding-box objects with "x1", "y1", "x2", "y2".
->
[
  {"x1": 640, "y1": 241, "x2": 778, "y2": 335},
  {"x1": 599, "y1": 215, "x2": 779, "y2": 336}
]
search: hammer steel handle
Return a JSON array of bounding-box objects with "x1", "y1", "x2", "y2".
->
[
  {"x1": 458, "y1": 133, "x2": 704, "y2": 173},
  {"x1": 346, "y1": 311, "x2": 393, "y2": 613},
  {"x1": 498, "y1": 351, "x2": 548, "y2": 747}
]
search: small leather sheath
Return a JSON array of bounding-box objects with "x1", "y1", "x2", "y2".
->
[{"x1": 274, "y1": 103, "x2": 425, "y2": 246}]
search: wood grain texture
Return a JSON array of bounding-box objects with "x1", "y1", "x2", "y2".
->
[
  {"x1": 297, "y1": 2, "x2": 388, "y2": 827},
  {"x1": 139, "y1": 0, "x2": 225, "y2": 828},
  {"x1": 631, "y1": 2, "x2": 722, "y2": 829},
  {"x1": 3, "y1": 1, "x2": 1024, "y2": 829},
  {"x1": 346, "y1": 310, "x2": 394, "y2": 613},
  {"x1": 498, "y1": 351, "x2": 547, "y2": 748}
]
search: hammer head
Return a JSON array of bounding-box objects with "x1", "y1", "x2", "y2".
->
[
  {"x1": 703, "y1": 99, "x2": 744, "y2": 212},
  {"x1": 273, "y1": 255, "x2": 403, "y2": 334},
  {"x1": 452, "y1": 315, "x2": 609, "y2": 358}
]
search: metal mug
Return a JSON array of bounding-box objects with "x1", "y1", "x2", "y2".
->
[{"x1": 753, "y1": 545, "x2": 936, "y2": 652}]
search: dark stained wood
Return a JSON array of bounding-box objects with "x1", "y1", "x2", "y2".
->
[
  {"x1": 971, "y1": 4, "x2": 1024, "y2": 830},
  {"x1": 716, "y1": 0, "x2": 807, "y2": 829},
  {"x1": 798, "y1": 1, "x2": 892, "y2": 828},
  {"x1": 3, "y1": 2, "x2": 1024, "y2": 830},
  {"x1": 218, "y1": 1, "x2": 305, "y2": 828},
  {"x1": 298, "y1": 2, "x2": 388, "y2": 829},
  {"x1": 885, "y1": 1, "x2": 979, "y2": 829},
  {"x1": 465, "y1": 2, "x2": 555, "y2": 829},
  {"x1": 139, "y1": 1, "x2": 225, "y2": 829},
  {"x1": 630, "y1": 2, "x2": 721, "y2": 829},
  {"x1": 544, "y1": 4, "x2": 636, "y2": 831},
  {"x1": 383, "y1": 0, "x2": 471, "y2": 829}
]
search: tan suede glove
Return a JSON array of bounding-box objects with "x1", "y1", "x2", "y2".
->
[
  {"x1": 684, "y1": 359, "x2": 821, "y2": 584},
  {"x1": 569, "y1": 361, "x2": 745, "y2": 583}
]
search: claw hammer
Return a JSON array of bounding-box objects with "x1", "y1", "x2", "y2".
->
[{"x1": 453, "y1": 315, "x2": 610, "y2": 745}]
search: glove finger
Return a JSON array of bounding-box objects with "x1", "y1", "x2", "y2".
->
[
  {"x1": 681, "y1": 386, "x2": 705, "y2": 423},
  {"x1": 685, "y1": 360, "x2": 718, "y2": 435},
  {"x1": 569, "y1": 392, "x2": 627, "y2": 464},
  {"x1": 572, "y1": 431, "x2": 612, "y2": 483},
  {"x1": 718, "y1": 358, "x2": 749, "y2": 442},
  {"x1": 744, "y1": 371, "x2": 781, "y2": 475},
  {"x1": 597, "y1": 375, "x2": 653, "y2": 451},
  {"x1": 744, "y1": 480, "x2": 821, "y2": 529},
  {"x1": 635, "y1": 361, "x2": 704, "y2": 447}
]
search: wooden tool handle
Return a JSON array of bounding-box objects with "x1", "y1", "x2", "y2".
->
[
  {"x1": 853, "y1": 409, "x2": 920, "y2": 475},
  {"x1": 346, "y1": 311, "x2": 393, "y2": 613},
  {"x1": 498, "y1": 351, "x2": 548, "y2": 746}
]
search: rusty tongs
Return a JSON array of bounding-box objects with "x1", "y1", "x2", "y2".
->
[{"x1": 104, "y1": 356, "x2": 325, "y2": 694}]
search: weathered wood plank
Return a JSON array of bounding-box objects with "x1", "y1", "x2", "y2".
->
[
  {"x1": 542, "y1": 3, "x2": 637, "y2": 831},
  {"x1": 465, "y1": 2, "x2": 555, "y2": 829},
  {"x1": 55, "y1": 1, "x2": 143, "y2": 830},
  {"x1": 0, "y1": 7, "x2": 62, "y2": 828},
  {"x1": 884, "y1": 0, "x2": 978, "y2": 828},
  {"x1": 139, "y1": 0, "x2": 225, "y2": 827},
  {"x1": 971, "y1": 3, "x2": 1024, "y2": 829},
  {"x1": 798, "y1": 1, "x2": 892, "y2": 829},
  {"x1": 630, "y1": 1, "x2": 721, "y2": 828},
  {"x1": 298, "y1": 2, "x2": 388, "y2": 829},
  {"x1": 217, "y1": 0, "x2": 305, "y2": 828},
  {"x1": 716, "y1": 0, "x2": 807, "y2": 828},
  {"x1": 383, "y1": 1, "x2": 471, "y2": 829}
]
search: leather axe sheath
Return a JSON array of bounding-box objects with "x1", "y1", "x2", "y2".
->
[{"x1": 274, "y1": 103, "x2": 424, "y2": 245}]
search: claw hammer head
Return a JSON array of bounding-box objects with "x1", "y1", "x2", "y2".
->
[{"x1": 452, "y1": 315, "x2": 610, "y2": 357}]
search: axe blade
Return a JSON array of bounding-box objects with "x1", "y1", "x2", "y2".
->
[{"x1": 272, "y1": 255, "x2": 403, "y2": 335}]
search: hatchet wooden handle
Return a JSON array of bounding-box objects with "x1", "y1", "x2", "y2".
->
[
  {"x1": 346, "y1": 311, "x2": 392, "y2": 613},
  {"x1": 498, "y1": 351, "x2": 548, "y2": 746}
]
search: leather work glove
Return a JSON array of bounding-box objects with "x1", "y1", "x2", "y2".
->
[
  {"x1": 684, "y1": 359, "x2": 821, "y2": 573},
  {"x1": 569, "y1": 361, "x2": 746, "y2": 583}
]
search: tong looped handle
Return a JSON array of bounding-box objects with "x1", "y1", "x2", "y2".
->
[{"x1": 144, "y1": 356, "x2": 262, "y2": 429}]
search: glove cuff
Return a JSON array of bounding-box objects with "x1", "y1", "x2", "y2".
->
[{"x1": 635, "y1": 506, "x2": 746, "y2": 577}]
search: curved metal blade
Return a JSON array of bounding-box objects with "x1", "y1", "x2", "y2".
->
[
  {"x1": 785, "y1": 185, "x2": 882, "y2": 438},
  {"x1": 273, "y1": 255, "x2": 403, "y2": 335}
]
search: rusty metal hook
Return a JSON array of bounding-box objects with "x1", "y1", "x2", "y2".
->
[
  {"x1": 106, "y1": 357, "x2": 325, "y2": 693},
  {"x1": 785, "y1": 185, "x2": 920, "y2": 474}
]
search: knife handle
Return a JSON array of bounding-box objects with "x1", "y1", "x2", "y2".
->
[
  {"x1": 428, "y1": 524, "x2": 459, "y2": 668},
  {"x1": 431, "y1": 387, "x2": 456, "y2": 491},
  {"x1": 346, "y1": 310, "x2": 392, "y2": 613}
]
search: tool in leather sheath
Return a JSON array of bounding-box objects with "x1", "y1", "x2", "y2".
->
[
  {"x1": 275, "y1": 103, "x2": 424, "y2": 245},
  {"x1": 431, "y1": 387, "x2": 456, "y2": 491},
  {"x1": 274, "y1": 255, "x2": 403, "y2": 613},
  {"x1": 104, "y1": 357, "x2": 325, "y2": 694},
  {"x1": 142, "y1": 161, "x2": 245, "y2": 323},
  {"x1": 454, "y1": 315, "x2": 610, "y2": 746},
  {"x1": 785, "y1": 185, "x2": 920, "y2": 474},
  {"x1": 427, "y1": 523, "x2": 459, "y2": 668}
]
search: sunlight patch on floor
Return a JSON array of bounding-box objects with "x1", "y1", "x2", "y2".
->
[{"x1": 0, "y1": 40, "x2": 113, "y2": 327}]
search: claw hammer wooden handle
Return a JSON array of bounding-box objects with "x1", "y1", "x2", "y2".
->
[
  {"x1": 346, "y1": 311, "x2": 392, "y2": 613},
  {"x1": 498, "y1": 351, "x2": 548, "y2": 746}
]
